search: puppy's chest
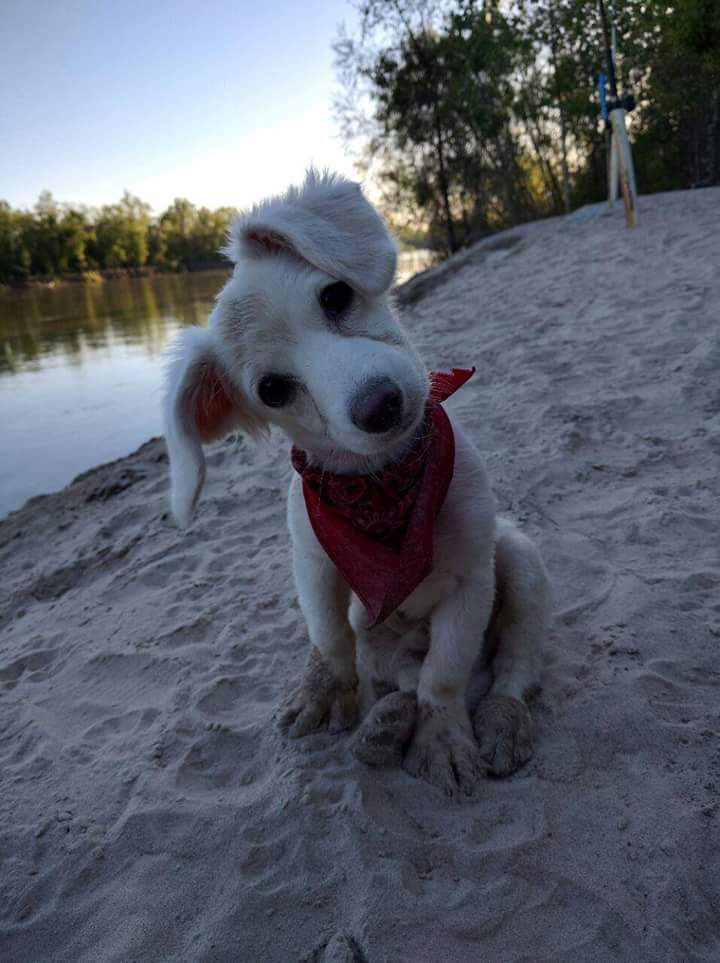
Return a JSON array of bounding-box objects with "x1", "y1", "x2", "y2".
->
[
  {"x1": 395, "y1": 568, "x2": 460, "y2": 622},
  {"x1": 350, "y1": 568, "x2": 460, "y2": 641}
]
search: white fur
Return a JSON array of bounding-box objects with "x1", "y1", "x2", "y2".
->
[
  {"x1": 222, "y1": 169, "x2": 398, "y2": 296},
  {"x1": 163, "y1": 169, "x2": 552, "y2": 794}
]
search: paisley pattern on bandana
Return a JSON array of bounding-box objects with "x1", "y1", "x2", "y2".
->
[
  {"x1": 291, "y1": 417, "x2": 431, "y2": 548},
  {"x1": 291, "y1": 367, "x2": 475, "y2": 626}
]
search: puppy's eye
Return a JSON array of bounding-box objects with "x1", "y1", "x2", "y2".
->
[
  {"x1": 258, "y1": 374, "x2": 296, "y2": 408},
  {"x1": 319, "y1": 281, "x2": 353, "y2": 320}
]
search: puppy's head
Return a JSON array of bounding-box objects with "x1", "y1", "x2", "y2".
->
[{"x1": 164, "y1": 169, "x2": 429, "y2": 526}]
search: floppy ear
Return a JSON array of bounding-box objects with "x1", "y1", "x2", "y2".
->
[
  {"x1": 222, "y1": 170, "x2": 398, "y2": 296},
  {"x1": 163, "y1": 326, "x2": 264, "y2": 528}
]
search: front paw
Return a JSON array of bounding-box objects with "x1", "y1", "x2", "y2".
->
[
  {"x1": 352, "y1": 690, "x2": 418, "y2": 767},
  {"x1": 472, "y1": 694, "x2": 533, "y2": 776},
  {"x1": 278, "y1": 648, "x2": 358, "y2": 738},
  {"x1": 403, "y1": 702, "x2": 484, "y2": 797}
]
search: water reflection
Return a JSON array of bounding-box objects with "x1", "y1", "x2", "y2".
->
[
  {"x1": 0, "y1": 248, "x2": 432, "y2": 376},
  {"x1": 0, "y1": 270, "x2": 229, "y2": 374},
  {"x1": 0, "y1": 271, "x2": 230, "y2": 518},
  {"x1": 0, "y1": 252, "x2": 432, "y2": 517}
]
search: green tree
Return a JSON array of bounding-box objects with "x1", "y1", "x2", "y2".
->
[
  {"x1": 158, "y1": 198, "x2": 198, "y2": 269},
  {"x1": 336, "y1": 0, "x2": 719, "y2": 257},
  {"x1": 0, "y1": 202, "x2": 31, "y2": 281},
  {"x1": 336, "y1": 0, "x2": 536, "y2": 254},
  {"x1": 628, "y1": 0, "x2": 720, "y2": 189},
  {"x1": 0, "y1": 191, "x2": 234, "y2": 283},
  {"x1": 58, "y1": 207, "x2": 93, "y2": 272},
  {"x1": 90, "y1": 192, "x2": 151, "y2": 269}
]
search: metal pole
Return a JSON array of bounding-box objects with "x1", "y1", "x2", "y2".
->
[
  {"x1": 598, "y1": 0, "x2": 618, "y2": 99},
  {"x1": 599, "y1": 0, "x2": 636, "y2": 226}
]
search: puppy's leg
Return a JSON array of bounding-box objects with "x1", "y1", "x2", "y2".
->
[
  {"x1": 404, "y1": 563, "x2": 495, "y2": 797},
  {"x1": 473, "y1": 520, "x2": 551, "y2": 776},
  {"x1": 278, "y1": 540, "x2": 359, "y2": 738},
  {"x1": 351, "y1": 615, "x2": 427, "y2": 766}
]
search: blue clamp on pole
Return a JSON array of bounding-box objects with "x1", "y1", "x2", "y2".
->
[{"x1": 599, "y1": 72, "x2": 609, "y2": 120}]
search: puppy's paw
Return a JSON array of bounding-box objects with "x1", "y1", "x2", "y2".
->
[
  {"x1": 473, "y1": 694, "x2": 533, "y2": 777},
  {"x1": 352, "y1": 690, "x2": 418, "y2": 767},
  {"x1": 403, "y1": 702, "x2": 484, "y2": 797},
  {"x1": 278, "y1": 648, "x2": 358, "y2": 739}
]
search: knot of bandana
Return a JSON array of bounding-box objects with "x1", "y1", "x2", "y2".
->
[{"x1": 291, "y1": 367, "x2": 475, "y2": 626}]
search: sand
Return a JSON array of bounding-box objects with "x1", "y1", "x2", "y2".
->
[{"x1": 1, "y1": 188, "x2": 719, "y2": 962}]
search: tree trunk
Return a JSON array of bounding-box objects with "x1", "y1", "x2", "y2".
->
[
  {"x1": 525, "y1": 113, "x2": 563, "y2": 210},
  {"x1": 707, "y1": 89, "x2": 719, "y2": 185},
  {"x1": 433, "y1": 111, "x2": 457, "y2": 253},
  {"x1": 549, "y1": 3, "x2": 571, "y2": 214}
]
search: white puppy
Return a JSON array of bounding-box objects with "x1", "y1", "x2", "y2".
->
[{"x1": 164, "y1": 170, "x2": 551, "y2": 796}]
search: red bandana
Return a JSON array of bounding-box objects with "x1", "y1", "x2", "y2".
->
[{"x1": 291, "y1": 368, "x2": 475, "y2": 626}]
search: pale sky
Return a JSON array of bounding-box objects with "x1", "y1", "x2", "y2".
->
[{"x1": 1, "y1": 0, "x2": 361, "y2": 214}]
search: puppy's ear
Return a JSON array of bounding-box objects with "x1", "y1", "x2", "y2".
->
[
  {"x1": 223, "y1": 170, "x2": 398, "y2": 296},
  {"x1": 163, "y1": 326, "x2": 264, "y2": 527}
]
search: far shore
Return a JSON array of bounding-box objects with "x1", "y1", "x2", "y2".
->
[
  {"x1": 0, "y1": 262, "x2": 230, "y2": 291},
  {"x1": 1, "y1": 246, "x2": 437, "y2": 291}
]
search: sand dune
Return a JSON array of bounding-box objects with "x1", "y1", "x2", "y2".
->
[{"x1": 1, "y1": 188, "x2": 719, "y2": 962}]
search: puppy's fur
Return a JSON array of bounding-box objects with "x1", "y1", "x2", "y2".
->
[{"x1": 164, "y1": 170, "x2": 551, "y2": 796}]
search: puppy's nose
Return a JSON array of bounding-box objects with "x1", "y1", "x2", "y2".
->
[{"x1": 351, "y1": 378, "x2": 404, "y2": 434}]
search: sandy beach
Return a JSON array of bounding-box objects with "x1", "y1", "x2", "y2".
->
[{"x1": 1, "y1": 188, "x2": 719, "y2": 962}]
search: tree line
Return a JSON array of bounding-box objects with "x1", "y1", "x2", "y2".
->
[
  {"x1": 2, "y1": 1, "x2": 717, "y2": 281},
  {"x1": 0, "y1": 191, "x2": 235, "y2": 284},
  {"x1": 335, "y1": 0, "x2": 720, "y2": 253}
]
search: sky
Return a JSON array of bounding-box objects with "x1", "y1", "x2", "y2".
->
[{"x1": 1, "y1": 0, "x2": 361, "y2": 214}]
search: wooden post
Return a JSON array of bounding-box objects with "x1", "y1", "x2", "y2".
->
[
  {"x1": 599, "y1": 0, "x2": 637, "y2": 227},
  {"x1": 609, "y1": 108, "x2": 637, "y2": 227},
  {"x1": 608, "y1": 123, "x2": 618, "y2": 206}
]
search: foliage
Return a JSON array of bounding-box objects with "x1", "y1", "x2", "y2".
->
[
  {"x1": 3, "y1": 1, "x2": 717, "y2": 279},
  {"x1": 0, "y1": 193, "x2": 236, "y2": 284},
  {"x1": 335, "y1": 0, "x2": 720, "y2": 252},
  {"x1": 626, "y1": 0, "x2": 720, "y2": 190},
  {"x1": 336, "y1": 0, "x2": 537, "y2": 253}
]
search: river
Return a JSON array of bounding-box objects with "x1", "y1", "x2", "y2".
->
[{"x1": 0, "y1": 251, "x2": 432, "y2": 518}]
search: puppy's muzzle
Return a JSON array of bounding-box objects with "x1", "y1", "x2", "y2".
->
[{"x1": 350, "y1": 378, "x2": 404, "y2": 434}]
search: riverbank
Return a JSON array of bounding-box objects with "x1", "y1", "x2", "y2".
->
[
  {"x1": 1, "y1": 262, "x2": 228, "y2": 289},
  {"x1": 1, "y1": 188, "x2": 719, "y2": 961},
  {"x1": 1, "y1": 247, "x2": 435, "y2": 290}
]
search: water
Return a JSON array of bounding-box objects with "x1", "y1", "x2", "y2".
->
[
  {"x1": 0, "y1": 272, "x2": 226, "y2": 518},
  {"x1": 0, "y1": 252, "x2": 433, "y2": 518}
]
